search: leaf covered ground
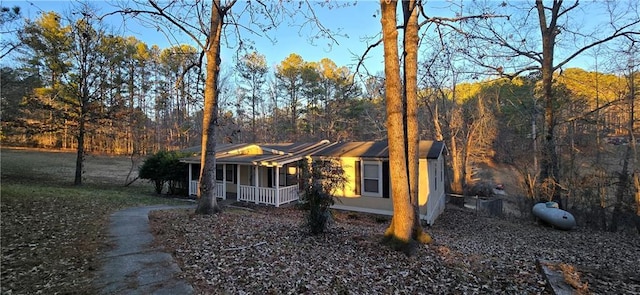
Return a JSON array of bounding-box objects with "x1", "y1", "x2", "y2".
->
[
  {"x1": 1, "y1": 191, "x2": 104, "y2": 294},
  {"x1": 150, "y1": 204, "x2": 640, "y2": 295},
  {"x1": 0, "y1": 148, "x2": 184, "y2": 294}
]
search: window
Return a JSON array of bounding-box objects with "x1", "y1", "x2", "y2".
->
[
  {"x1": 216, "y1": 164, "x2": 236, "y2": 182},
  {"x1": 278, "y1": 167, "x2": 286, "y2": 186},
  {"x1": 215, "y1": 165, "x2": 223, "y2": 181},
  {"x1": 355, "y1": 161, "x2": 361, "y2": 195},
  {"x1": 270, "y1": 165, "x2": 296, "y2": 187},
  {"x1": 225, "y1": 165, "x2": 235, "y2": 183},
  {"x1": 267, "y1": 167, "x2": 273, "y2": 188},
  {"x1": 281, "y1": 165, "x2": 298, "y2": 187},
  {"x1": 362, "y1": 161, "x2": 381, "y2": 196},
  {"x1": 193, "y1": 164, "x2": 201, "y2": 181},
  {"x1": 434, "y1": 165, "x2": 438, "y2": 191}
]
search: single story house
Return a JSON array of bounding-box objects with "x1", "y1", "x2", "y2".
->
[
  {"x1": 181, "y1": 140, "x2": 446, "y2": 225},
  {"x1": 310, "y1": 140, "x2": 446, "y2": 225}
]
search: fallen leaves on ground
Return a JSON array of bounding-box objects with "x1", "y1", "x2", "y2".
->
[
  {"x1": 1, "y1": 194, "x2": 108, "y2": 294},
  {"x1": 0, "y1": 183, "x2": 183, "y2": 294},
  {"x1": 149, "y1": 204, "x2": 640, "y2": 295}
]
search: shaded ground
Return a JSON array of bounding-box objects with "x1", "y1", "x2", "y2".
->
[
  {"x1": 3, "y1": 148, "x2": 639, "y2": 294},
  {"x1": 0, "y1": 148, "x2": 182, "y2": 294},
  {"x1": 150, "y1": 203, "x2": 640, "y2": 294}
]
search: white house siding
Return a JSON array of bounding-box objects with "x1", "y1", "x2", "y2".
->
[{"x1": 423, "y1": 156, "x2": 446, "y2": 225}]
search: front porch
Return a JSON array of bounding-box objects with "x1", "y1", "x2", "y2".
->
[{"x1": 188, "y1": 163, "x2": 301, "y2": 207}]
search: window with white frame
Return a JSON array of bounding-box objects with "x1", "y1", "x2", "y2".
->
[{"x1": 362, "y1": 161, "x2": 381, "y2": 196}]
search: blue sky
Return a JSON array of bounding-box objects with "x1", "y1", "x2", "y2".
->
[
  {"x1": 8, "y1": 1, "x2": 392, "y2": 74},
  {"x1": 5, "y1": 1, "x2": 633, "y2": 76}
]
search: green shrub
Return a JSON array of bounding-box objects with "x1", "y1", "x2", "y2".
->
[
  {"x1": 139, "y1": 150, "x2": 190, "y2": 195},
  {"x1": 300, "y1": 159, "x2": 347, "y2": 235}
]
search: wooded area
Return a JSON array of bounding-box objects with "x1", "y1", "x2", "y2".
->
[{"x1": 1, "y1": 0, "x2": 638, "y2": 232}]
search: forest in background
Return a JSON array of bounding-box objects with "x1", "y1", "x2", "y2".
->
[{"x1": 1, "y1": 2, "x2": 638, "y2": 232}]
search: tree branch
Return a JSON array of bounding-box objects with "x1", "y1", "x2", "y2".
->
[
  {"x1": 554, "y1": 25, "x2": 640, "y2": 71},
  {"x1": 148, "y1": 0, "x2": 206, "y2": 49},
  {"x1": 354, "y1": 38, "x2": 382, "y2": 78},
  {"x1": 418, "y1": 13, "x2": 509, "y2": 29}
]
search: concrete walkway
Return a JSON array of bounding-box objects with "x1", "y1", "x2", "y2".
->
[{"x1": 94, "y1": 204, "x2": 196, "y2": 294}]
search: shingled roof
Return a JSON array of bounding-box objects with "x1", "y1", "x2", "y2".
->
[
  {"x1": 181, "y1": 140, "x2": 445, "y2": 166},
  {"x1": 180, "y1": 140, "x2": 331, "y2": 167},
  {"x1": 310, "y1": 140, "x2": 444, "y2": 159}
]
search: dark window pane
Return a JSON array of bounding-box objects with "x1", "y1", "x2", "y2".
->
[
  {"x1": 364, "y1": 179, "x2": 379, "y2": 193},
  {"x1": 215, "y1": 165, "x2": 223, "y2": 181},
  {"x1": 226, "y1": 165, "x2": 234, "y2": 182},
  {"x1": 363, "y1": 164, "x2": 378, "y2": 178}
]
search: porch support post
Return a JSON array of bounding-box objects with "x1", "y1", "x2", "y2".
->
[
  {"x1": 237, "y1": 165, "x2": 241, "y2": 202},
  {"x1": 254, "y1": 165, "x2": 259, "y2": 204},
  {"x1": 275, "y1": 166, "x2": 280, "y2": 207},
  {"x1": 221, "y1": 164, "x2": 226, "y2": 200},
  {"x1": 188, "y1": 163, "x2": 193, "y2": 195}
]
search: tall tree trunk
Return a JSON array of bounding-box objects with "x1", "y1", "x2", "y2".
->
[
  {"x1": 612, "y1": 144, "x2": 631, "y2": 232},
  {"x1": 380, "y1": 0, "x2": 416, "y2": 254},
  {"x1": 628, "y1": 63, "x2": 639, "y2": 233},
  {"x1": 251, "y1": 78, "x2": 257, "y2": 142},
  {"x1": 431, "y1": 104, "x2": 444, "y2": 142},
  {"x1": 612, "y1": 61, "x2": 637, "y2": 231},
  {"x1": 448, "y1": 82, "x2": 465, "y2": 194},
  {"x1": 195, "y1": 0, "x2": 223, "y2": 214},
  {"x1": 634, "y1": 171, "x2": 640, "y2": 233},
  {"x1": 74, "y1": 110, "x2": 85, "y2": 185},
  {"x1": 463, "y1": 120, "x2": 479, "y2": 185},
  {"x1": 537, "y1": 0, "x2": 562, "y2": 206},
  {"x1": 450, "y1": 134, "x2": 464, "y2": 193},
  {"x1": 402, "y1": 0, "x2": 432, "y2": 244},
  {"x1": 74, "y1": 37, "x2": 90, "y2": 186}
]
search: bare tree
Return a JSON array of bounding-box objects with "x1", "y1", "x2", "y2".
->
[
  {"x1": 462, "y1": 0, "x2": 640, "y2": 206},
  {"x1": 0, "y1": 5, "x2": 22, "y2": 59},
  {"x1": 69, "y1": 10, "x2": 102, "y2": 185},
  {"x1": 401, "y1": 0, "x2": 433, "y2": 246},
  {"x1": 610, "y1": 43, "x2": 639, "y2": 232},
  {"x1": 379, "y1": 0, "x2": 416, "y2": 253},
  {"x1": 118, "y1": 0, "x2": 233, "y2": 213},
  {"x1": 370, "y1": 0, "x2": 505, "y2": 252}
]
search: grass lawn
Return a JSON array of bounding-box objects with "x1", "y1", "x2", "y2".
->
[{"x1": 1, "y1": 148, "x2": 186, "y2": 294}]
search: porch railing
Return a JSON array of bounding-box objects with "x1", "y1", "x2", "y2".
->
[
  {"x1": 189, "y1": 181, "x2": 198, "y2": 196},
  {"x1": 238, "y1": 185, "x2": 299, "y2": 207},
  {"x1": 279, "y1": 185, "x2": 299, "y2": 205},
  {"x1": 189, "y1": 181, "x2": 225, "y2": 199}
]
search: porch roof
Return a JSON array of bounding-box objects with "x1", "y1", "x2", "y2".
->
[
  {"x1": 310, "y1": 140, "x2": 445, "y2": 159},
  {"x1": 180, "y1": 140, "x2": 331, "y2": 167}
]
